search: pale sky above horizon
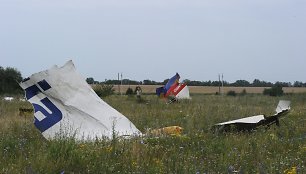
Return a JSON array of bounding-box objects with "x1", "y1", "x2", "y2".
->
[{"x1": 1, "y1": 0, "x2": 305, "y2": 83}]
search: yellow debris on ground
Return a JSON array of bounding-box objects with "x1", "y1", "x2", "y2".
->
[
  {"x1": 284, "y1": 166, "x2": 297, "y2": 174},
  {"x1": 146, "y1": 126, "x2": 183, "y2": 136}
]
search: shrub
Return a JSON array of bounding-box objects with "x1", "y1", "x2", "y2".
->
[
  {"x1": 263, "y1": 88, "x2": 270, "y2": 96},
  {"x1": 93, "y1": 84, "x2": 114, "y2": 98},
  {"x1": 227, "y1": 90, "x2": 237, "y2": 96},
  {"x1": 263, "y1": 85, "x2": 283, "y2": 96},
  {"x1": 125, "y1": 87, "x2": 134, "y2": 95},
  {"x1": 240, "y1": 89, "x2": 247, "y2": 96}
]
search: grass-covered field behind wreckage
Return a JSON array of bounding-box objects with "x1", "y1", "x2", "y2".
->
[{"x1": 0, "y1": 93, "x2": 306, "y2": 173}]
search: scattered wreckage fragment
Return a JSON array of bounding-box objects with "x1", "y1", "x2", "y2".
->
[{"x1": 213, "y1": 100, "x2": 291, "y2": 132}]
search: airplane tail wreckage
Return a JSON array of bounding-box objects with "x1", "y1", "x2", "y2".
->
[{"x1": 20, "y1": 60, "x2": 142, "y2": 141}]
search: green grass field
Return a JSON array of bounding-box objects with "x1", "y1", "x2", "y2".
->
[{"x1": 1, "y1": 94, "x2": 305, "y2": 173}]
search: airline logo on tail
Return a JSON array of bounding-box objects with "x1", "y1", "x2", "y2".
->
[
  {"x1": 24, "y1": 79, "x2": 63, "y2": 132},
  {"x1": 156, "y1": 73, "x2": 180, "y2": 97}
]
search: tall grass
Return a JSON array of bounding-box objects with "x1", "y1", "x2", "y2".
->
[{"x1": 0, "y1": 94, "x2": 305, "y2": 173}]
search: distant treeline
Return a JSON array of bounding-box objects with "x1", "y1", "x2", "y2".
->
[
  {"x1": 1, "y1": 65, "x2": 306, "y2": 96},
  {"x1": 86, "y1": 77, "x2": 306, "y2": 87}
]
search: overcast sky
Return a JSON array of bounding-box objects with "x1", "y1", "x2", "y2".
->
[{"x1": 1, "y1": 0, "x2": 305, "y2": 83}]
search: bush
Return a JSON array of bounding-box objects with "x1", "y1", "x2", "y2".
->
[
  {"x1": 93, "y1": 84, "x2": 114, "y2": 98},
  {"x1": 0, "y1": 66, "x2": 23, "y2": 95},
  {"x1": 227, "y1": 90, "x2": 237, "y2": 96},
  {"x1": 240, "y1": 89, "x2": 247, "y2": 96},
  {"x1": 263, "y1": 85, "x2": 283, "y2": 96},
  {"x1": 125, "y1": 87, "x2": 134, "y2": 95}
]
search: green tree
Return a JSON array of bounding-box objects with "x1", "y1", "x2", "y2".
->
[
  {"x1": 0, "y1": 66, "x2": 23, "y2": 95},
  {"x1": 252, "y1": 79, "x2": 273, "y2": 87},
  {"x1": 86, "y1": 77, "x2": 95, "y2": 84},
  {"x1": 143, "y1": 80, "x2": 158, "y2": 85},
  {"x1": 293, "y1": 81, "x2": 304, "y2": 87},
  {"x1": 231, "y1": 80, "x2": 250, "y2": 87}
]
